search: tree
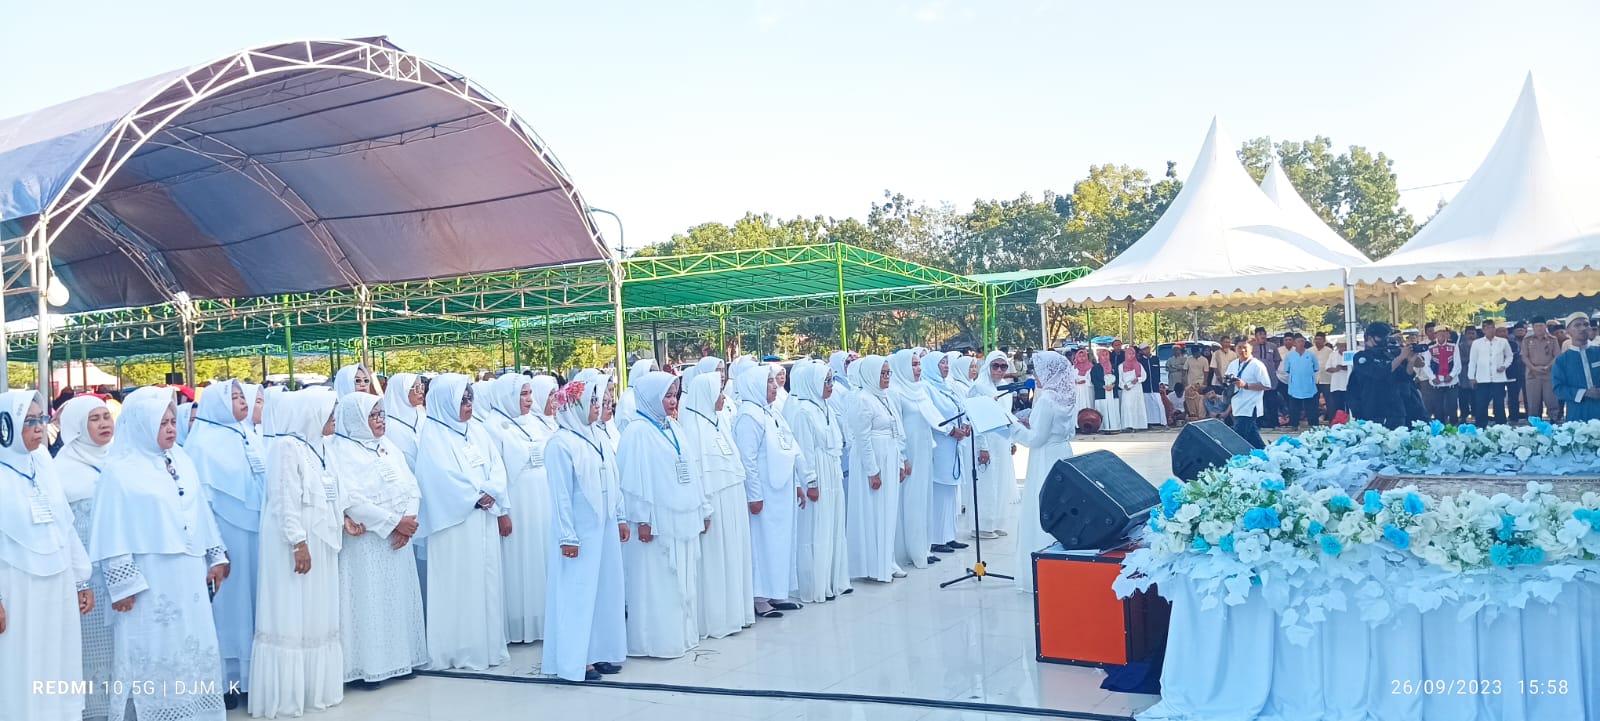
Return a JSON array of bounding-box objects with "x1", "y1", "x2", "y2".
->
[{"x1": 1054, "y1": 162, "x2": 1182, "y2": 267}]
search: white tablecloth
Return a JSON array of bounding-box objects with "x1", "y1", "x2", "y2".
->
[{"x1": 1141, "y1": 576, "x2": 1600, "y2": 721}]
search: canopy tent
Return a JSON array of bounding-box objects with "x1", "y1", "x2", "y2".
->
[
  {"x1": 0, "y1": 37, "x2": 611, "y2": 385},
  {"x1": 1036, "y1": 119, "x2": 1372, "y2": 315},
  {"x1": 51, "y1": 361, "x2": 120, "y2": 393},
  {"x1": 1349, "y1": 75, "x2": 1600, "y2": 303}
]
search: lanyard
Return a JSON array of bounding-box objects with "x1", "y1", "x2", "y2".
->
[
  {"x1": 334, "y1": 433, "x2": 382, "y2": 457},
  {"x1": 426, "y1": 415, "x2": 470, "y2": 441},
  {"x1": 563, "y1": 428, "x2": 606, "y2": 461},
  {"x1": 493, "y1": 409, "x2": 534, "y2": 443},
  {"x1": 194, "y1": 417, "x2": 252, "y2": 446},
  {"x1": 799, "y1": 398, "x2": 831, "y2": 425},
  {"x1": 388, "y1": 414, "x2": 417, "y2": 433},
  {"x1": 287, "y1": 434, "x2": 327, "y2": 469},
  {"x1": 686, "y1": 408, "x2": 718, "y2": 429},
  {"x1": 0, "y1": 458, "x2": 36, "y2": 487},
  {"x1": 636, "y1": 412, "x2": 681, "y2": 455}
]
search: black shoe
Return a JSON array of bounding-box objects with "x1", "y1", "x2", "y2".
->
[
  {"x1": 593, "y1": 662, "x2": 622, "y2": 675},
  {"x1": 756, "y1": 609, "x2": 784, "y2": 618},
  {"x1": 224, "y1": 692, "x2": 240, "y2": 711},
  {"x1": 841, "y1": 588, "x2": 854, "y2": 595},
  {"x1": 585, "y1": 667, "x2": 603, "y2": 681},
  {"x1": 947, "y1": 541, "x2": 969, "y2": 550},
  {"x1": 771, "y1": 601, "x2": 802, "y2": 611},
  {"x1": 931, "y1": 544, "x2": 955, "y2": 554},
  {"x1": 927, "y1": 555, "x2": 942, "y2": 564}
]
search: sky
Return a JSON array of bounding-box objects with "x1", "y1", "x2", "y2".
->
[{"x1": 3, "y1": 0, "x2": 1598, "y2": 249}]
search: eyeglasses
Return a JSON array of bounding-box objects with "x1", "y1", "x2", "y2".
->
[
  {"x1": 989, "y1": 362, "x2": 1009, "y2": 369},
  {"x1": 367, "y1": 410, "x2": 386, "y2": 421},
  {"x1": 21, "y1": 414, "x2": 49, "y2": 429}
]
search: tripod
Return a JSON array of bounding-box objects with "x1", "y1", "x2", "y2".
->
[{"x1": 941, "y1": 408, "x2": 1013, "y2": 587}]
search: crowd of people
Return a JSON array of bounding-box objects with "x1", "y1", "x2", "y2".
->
[{"x1": 1, "y1": 346, "x2": 1098, "y2": 721}]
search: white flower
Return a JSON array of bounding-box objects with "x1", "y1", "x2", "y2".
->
[{"x1": 1175, "y1": 503, "x2": 1202, "y2": 524}]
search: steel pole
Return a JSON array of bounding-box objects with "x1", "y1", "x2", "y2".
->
[
  {"x1": 1126, "y1": 299, "x2": 1136, "y2": 347},
  {"x1": 284, "y1": 315, "x2": 295, "y2": 385},
  {"x1": 1039, "y1": 303, "x2": 1048, "y2": 349},
  {"x1": 34, "y1": 221, "x2": 51, "y2": 394},
  {"x1": 1343, "y1": 271, "x2": 1360, "y2": 344},
  {"x1": 835, "y1": 244, "x2": 848, "y2": 351}
]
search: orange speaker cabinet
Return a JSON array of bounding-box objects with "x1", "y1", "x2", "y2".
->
[{"x1": 1032, "y1": 546, "x2": 1170, "y2": 667}]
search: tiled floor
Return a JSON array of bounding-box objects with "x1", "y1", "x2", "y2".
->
[{"x1": 227, "y1": 430, "x2": 1185, "y2": 721}]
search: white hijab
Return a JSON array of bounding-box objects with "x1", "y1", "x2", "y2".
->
[
  {"x1": 949, "y1": 354, "x2": 978, "y2": 396},
  {"x1": 328, "y1": 393, "x2": 419, "y2": 528},
  {"x1": 185, "y1": 379, "x2": 265, "y2": 519},
  {"x1": 0, "y1": 389, "x2": 80, "y2": 577},
  {"x1": 552, "y1": 371, "x2": 608, "y2": 516},
  {"x1": 785, "y1": 361, "x2": 842, "y2": 458},
  {"x1": 55, "y1": 395, "x2": 110, "y2": 502},
  {"x1": 89, "y1": 393, "x2": 216, "y2": 562},
  {"x1": 334, "y1": 363, "x2": 379, "y2": 398},
  {"x1": 382, "y1": 372, "x2": 421, "y2": 433},
  {"x1": 415, "y1": 374, "x2": 506, "y2": 538},
  {"x1": 680, "y1": 372, "x2": 743, "y2": 491},
  {"x1": 888, "y1": 349, "x2": 928, "y2": 408},
  {"x1": 618, "y1": 371, "x2": 702, "y2": 537}
]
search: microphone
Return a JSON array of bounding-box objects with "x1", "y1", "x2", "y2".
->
[{"x1": 994, "y1": 379, "x2": 1034, "y2": 394}]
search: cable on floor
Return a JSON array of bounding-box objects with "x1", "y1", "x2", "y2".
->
[{"x1": 417, "y1": 669, "x2": 1137, "y2": 721}]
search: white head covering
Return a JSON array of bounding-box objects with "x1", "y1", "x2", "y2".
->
[
  {"x1": 269, "y1": 388, "x2": 340, "y2": 547},
  {"x1": 185, "y1": 379, "x2": 268, "y2": 527},
  {"x1": 484, "y1": 373, "x2": 556, "y2": 473},
  {"x1": 382, "y1": 372, "x2": 421, "y2": 432},
  {"x1": 334, "y1": 392, "x2": 382, "y2": 448},
  {"x1": 0, "y1": 389, "x2": 80, "y2": 577},
  {"x1": 786, "y1": 360, "x2": 835, "y2": 425},
  {"x1": 925, "y1": 352, "x2": 955, "y2": 392},
  {"x1": 1031, "y1": 350, "x2": 1078, "y2": 411},
  {"x1": 726, "y1": 356, "x2": 758, "y2": 404},
  {"x1": 683, "y1": 356, "x2": 723, "y2": 388},
  {"x1": 680, "y1": 372, "x2": 743, "y2": 492},
  {"x1": 334, "y1": 363, "x2": 378, "y2": 397},
  {"x1": 682, "y1": 372, "x2": 724, "y2": 427},
  {"x1": 489, "y1": 373, "x2": 532, "y2": 422},
  {"x1": 888, "y1": 349, "x2": 926, "y2": 406},
  {"x1": 329, "y1": 392, "x2": 420, "y2": 538},
  {"x1": 734, "y1": 364, "x2": 773, "y2": 411},
  {"x1": 282, "y1": 387, "x2": 338, "y2": 446},
  {"x1": 55, "y1": 395, "x2": 111, "y2": 501},
  {"x1": 630, "y1": 371, "x2": 677, "y2": 427},
  {"x1": 415, "y1": 374, "x2": 505, "y2": 538},
  {"x1": 974, "y1": 350, "x2": 1008, "y2": 397},
  {"x1": 828, "y1": 352, "x2": 853, "y2": 390},
  {"x1": 471, "y1": 380, "x2": 497, "y2": 422},
  {"x1": 90, "y1": 393, "x2": 216, "y2": 563},
  {"x1": 555, "y1": 374, "x2": 602, "y2": 432},
  {"x1": 949, "y1": 354, "x2": 978, "y2": 395},
  {"x1": 175, "y1": 401, "x2": 195, "y2": 444}
]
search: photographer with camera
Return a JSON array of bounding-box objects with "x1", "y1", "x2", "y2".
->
[
  {"x1": 1223, "y1": 341, "x2": 1272, "y2": 448},
  {"x1": 1347, "y1": 322, "x2": 1427, "y2": 429}
]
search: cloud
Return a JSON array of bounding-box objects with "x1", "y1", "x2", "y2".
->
[
  {"x1": 912, "y1": 0, "x2": 948, "y2": 23},
  {"x1": 754, "y1": 0, "x2": 787, "y2": 29}
]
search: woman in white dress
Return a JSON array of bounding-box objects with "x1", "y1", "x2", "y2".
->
[
  {"x1": 888, "y1": 349, "x2": 968, "y2": 570},
  {"x1": 1118, "y1": 347, "x2": 1149, "y2": 431},
  {"x1": 485, "y1": 373, "x2": 559, "y2": 644},
  {"x1": 924, "y1": 353, "x2": 970, "y2": 555},
  {"x1": 0, "y1": 390, "x2": 94, "y2": 721},
  {"x1": 786, "y1": 361, "x2": 851, "y2": 602},
  {"x1": 542, "y1": 375, "x2": 628, "y2": 681},
  {"x1": 381, "y1": 373, "x2": 424, "y2": 470},
  {"x1": 250, "y1": 388, "x2": 343, "y2": 718},
  {"x1": 334, "y1": 363, "x2": 379, "y2": 398},
  {"x1": 827, "y1": 351, "x2": 855, "y2": 493},
  {"x1": 55, "y1": 395, "x2": 116, "y2": 721},
  {"x1": 91, "y1": 392, "x2": 230, "y2": 721},
  {"x1": 186, "y1": 379, "x2": 265, "y2": 703},
  {"x1": 1071, "y1": 350, "x2": 1096, "y2": 416},
  {"x1": 619, "y1": 371, "x2": 709, "y2": 658},
  {"x1": 595, "y1": 374, "x2": 622, "y2": 455},
  {"x1": 845, "y1": 355, "x2": 907, "y2": 583},
  {"x1": 680, "y1": 372, "x2": 754, "y2": 638},
  {"x1": 1010, "y1": 350, "x2": 1078, "y2": 592},
  {"x1": 414, "y1": 374, "x2": 511, "y2": 671},
  {"x1": 328, "y1": 392, "x2": 427, "y2": 684},
  {"x1": 1090, "y1": 348, "x2": 1122, "y2": 433},
  {"x1": 734, "y1": 364, "x2": 807, "y2": 617},
  {"x1": 969, "y1": 352, "x2": 1018, "y2": 540}
]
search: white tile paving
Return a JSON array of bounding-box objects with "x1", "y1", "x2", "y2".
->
[{"x1": 227, "y1": 431, "x2": 1183, "y2": 721}]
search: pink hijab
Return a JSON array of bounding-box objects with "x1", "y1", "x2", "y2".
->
[{"x1": 1073, "y1": 350, "x2": 1092, "y2": 374}]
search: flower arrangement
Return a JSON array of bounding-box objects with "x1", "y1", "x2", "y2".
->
[{"x1": 1118, "y1": 419, "x2": 1600, "y2": 641}]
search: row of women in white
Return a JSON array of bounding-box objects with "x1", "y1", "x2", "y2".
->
[{"x1": 0, "y1": 347, "x2": 1083, "y2": 721}]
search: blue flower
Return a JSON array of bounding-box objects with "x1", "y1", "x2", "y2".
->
[
  {"x1": 1307, "y1": 521, "x2": 1325, "y2": 537},
  {"x1": 1404, "y1": 493, "x2": 1426, "y2": 515},
  {"x1": 1219, "y1": 534, "x2": 1235, "y2": 553},
  {"x1": 1382, "y1": 524, "x2": 1410, "y2": 550},
  {"x1": 1489, "y1": 542, "x2": 1543, "y2": 567},
  {"x1": 1530, "y1": 417, "x2": 1553, "y2": 436},
  {"x1": 1497, "y1": 514, "x2": 1517, "y2": 542},
  {"x1": 1458, "y1": 423, "x2": 1478, "y2": 436},
  {"x1": 1159, "y1": 478, "x2": 1184, "y2": 519},
  {"x1": 1147, "y1": 508, "x2": 1162, "y2": 532},
  {"x1": 1244, "y1": 507, "x2": 1282, "y2": 531},
  {"x1": 1576, "y1": 509, "x2": 1600, "y2": 528},
  {"x1": 1521, "y1": 545, "x2": 1546, "y2": 565},
  {"x1": 1363, "y1": 490, "x2": 1383, "y2": 515},
  {"x1": 1328, "y1": 495, "x2": 1354, "y2": 512},
  {"x1": 1490, "y1": 543, "x2": 1513, "y2": 567},
  {"x1": 1319, "y1": 535, "x2": 1343, "y2": 556},
  {"x1": 1260, "y1": 478, "x2": 1286, "y2": 492},
  {"x1": 1227, "y1": 455, "x2": 1249, "y2": 469},
  {"x1": 1428, "y1": 419, "x2": 1444, "y2": 436},
  {"x1": 1190, "y1": 537, "x2": 1211, "y2": 552},
  {"x1": 1250, "y1": 449, "x2": 1269, "y2": 461}
]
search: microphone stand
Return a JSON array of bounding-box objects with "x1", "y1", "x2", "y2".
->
[{"x1": 940, "y1": 406, "x2": 1013, "y2": 588}]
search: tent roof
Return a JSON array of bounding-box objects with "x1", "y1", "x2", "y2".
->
[
  {"x1": 1260, "y1": 161, "x2": 1362, "y2": 259},
  {"x1": 1349, "y1": 75, "x2": 1600, "y2": 302},
  {"x1": 0, "y1": 37, "x2": 607, "y2": 320},
  {"x1": 1037, "y1": 119, "x2": 1371, "y2": 310}
]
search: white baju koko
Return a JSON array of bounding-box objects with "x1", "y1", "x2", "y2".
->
[
  {"x1": 90, "y1": 392, "x2": 229, "y2": 721},
  {"x1": 734, "y1": 365, "x2": 808, "y2": 602},
  {"x1": 681, "y1": 373, "x2": 755, "y2": 638},
  {"x1": 845, "y1": 356, "x2": 907, "y2": 582},
  {"x1": 250, "y1": 388, "x2": 344, "y2": 718},
  {"x1": 1010, "y1": 351, "x2": 1078, "y2": 592},
  {"x1": 1, "y1": 390, "x2": 92, "y2": 721},
  {"x1": 484, "y1": 374, "x2": 559, "y2": 644},
  {"x1": 55, "y1": 395, "x2": 116, "y2": 721},
  {"x1": 414, "y1": 374, "x2": 511, "y2": 671},
  {"x1": 328, "y1": 393, "x2": 427, "y2": 683},
  {"x1": 620, "y1": 372, "x2": 710, "y2": 658},
  {"x1": 969, "y1": 353, "x2": 1019, "y2": 536},
  {"x1": 888, "y1": 349, "x2": 954, "y2": 569},
  {"x1": 185, "y1": 379, "x2": 266, "y2": 696},
  {"x1": 541, "y1": 372, "x2": 628, "y2": 681},
  {"x1": 785, "y1": 361, "x2": 851, "y2": 602},
  {"x1": 1118, "y1": 363, "x2": 1148, "y2": 430}
]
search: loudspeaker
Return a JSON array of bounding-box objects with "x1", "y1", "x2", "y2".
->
[
  {"x1": 165, "y1": 372, "x2": 186, "y2": 386},
  {"x1": 1039, "y1": 450, "x2": 1160, "y2": 550},
  {"x1": 1171, "y1": 419, "x2": 1253, "y2": 481}
]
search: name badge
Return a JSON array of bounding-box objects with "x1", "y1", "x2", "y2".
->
[
  {"x1": 777, "y1": 431, "x2": 793, "y2": 451},
  {"x1": 463, "y1": 443, "x2": 488, "y2": 468},
  {"x1": 245, "y1": 445, "x2": 266, "y2": 475},
  {"x1": 675, "y1": 458, "x2": 692, "y2": 485},
  {"x1": 528, "y1": 448, "x2": 545, "y2": 469},
  {"x1": 30, "y1": 490, "x2": 54, "y2": 524},
  {"x1": 377, "y1": 462, "x2": 400, "y2": 484},
  {"x1": 321, "y1": 473, "x2": 339, "y2": 503},
  {"x1": 713, "y1": 434, "x2": 734, "y2": 456}
]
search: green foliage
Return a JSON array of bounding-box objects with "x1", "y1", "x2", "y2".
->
[{"x1": 1236, "y1": 136, "x2": 1415, "y2": 260}]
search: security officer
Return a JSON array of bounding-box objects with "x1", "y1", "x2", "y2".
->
[{"x1": 1347, "y1": 322, "x2": 1425, "y2": 429}]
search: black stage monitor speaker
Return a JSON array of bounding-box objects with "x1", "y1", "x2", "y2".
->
[
  {"x1": 165, "y1": 372, "x2": 186, "y2": 386},
  {"x1": 1171, "y1": 419, "x2": 1254, "y2": 482},
  {"x1": 1039, "y1": 450, "x2": 1160, "y2": 551}
]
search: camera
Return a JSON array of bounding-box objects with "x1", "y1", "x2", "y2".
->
[
  {"x1": 1222, "y1": 374, "x2": 1238, "y2": 385},
  {"x1": 1410, "y1": 343, "x2": 1430, "y2": 354}
]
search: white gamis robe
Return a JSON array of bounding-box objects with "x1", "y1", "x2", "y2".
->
[
  {"x1": 845, "y1": 359, "x2": 906, "y2": 582},
  {"x1": 889, "y1": 354, "x2": 948, "y2": 569},
  {"x1": 734, "y1": 391, "x2": 808, "y2": 601},
  {"x1": 619, "y1": 389, "x2": 711, "y2": 658},
  {"x1": 328, "y1": 397, "x2": 426, "y2": 683},
  {"x1": 679, "y1": 380, "x2": 755, "y2": 638},
  {"x1": 90, "y1": 414, "x2": 229, "y2": 721},
  {"x1": 541, "y1": 425, "x2": 628, "y2": 681},
  {"x1": 55, "y1": 396, "x2": 115, "y2": 721},
  {"x1": 968, "y1": 376, "x2": 1019, "y2": 536},
  {"x1": 1010, "y1": 390, "x2": 1076, "y2": 592},
  {"x1": 483, "y1": 376, "x2": 558, "y2": 645},
  {"x1": 1118, "y1": 364, "x2": 1148, "y2": 430},
  {"x1": 1, "y1": 437, "x2": 92, "y2": 721},
  {"x1": 924, "y1": 378, "x2": 966, "y2": 546},
  {"x1": 250, "y1": 408, "x2": 345, "y2": 718},
  {"x1": 785, "y1": 394, "x2": 851, "y2": 602}
]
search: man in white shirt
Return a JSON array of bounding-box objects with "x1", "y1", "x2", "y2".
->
[
  {"x1": 1424, "y1": 328, "x2": 1462, "y2": 424},
  {"x1": 1226, "y1": 341, "x2": 1272, "y2": 449},
  {"x1": 1467, "y1": 319, "x2": 1513, "y2": 425},
  {"x1": 1326, "y1": 340, "x2": 1351, "y2": 418},
  {"x1": 1310, "y1": 332, "x2": 1339, "y2": 423}
]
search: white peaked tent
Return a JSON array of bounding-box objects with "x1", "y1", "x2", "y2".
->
[
  {"x1": 1261, "y1": 161, "x2": 1370, "y2": 339},
  {"x1": 1350, "y1": 75, "x2": 1600, "y2": 302},
  {"x1": 1038, "y1": 119, "x2": 1372, "y2": 317}
]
